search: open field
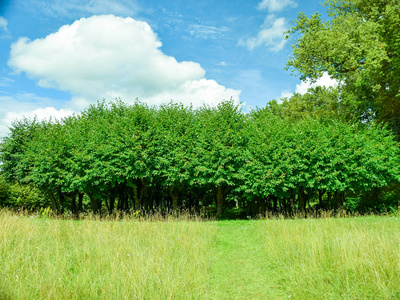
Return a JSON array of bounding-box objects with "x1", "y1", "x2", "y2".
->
[{"x1": 1, "y1": 210, "x2": 400, "y2": 299}]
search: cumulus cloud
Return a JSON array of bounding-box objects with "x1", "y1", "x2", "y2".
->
[
  {"x1": 4, "y1": 107, "x2": 74, "y2": 127},
  {"x1": 0, "y1": 93, "x2": 75, "y2": 138},
  {"x1": 279, "y1": 72, "x2": 339, "y2": 100},
  {"x1": 257, "y1": 0, "x2": 297, "y2": 12},
  {"x1": 8, "y1": 15, "x2": 240, "y2": 109},
  {"x1": 279, "y1": 90, "x2": 293, "y2": 100},
  {"x1": 239, "y1": 15, "x2": 287, "y2": 52},
  {"x1": 294, "y1": 73, "x2": 338, "y2": 94},
  {"x1": 1, "y1": 107, "x2": 74, "y2": 138}
]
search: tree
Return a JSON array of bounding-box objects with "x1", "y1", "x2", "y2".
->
[
  {"x1": 286, "y1": 0, "x2": 400, "y2": 136},
  {"x1": 152, "y1": 102, "x2": 196, "y2": 210},
  {"x1": 195, "y1": 100, "x2": 247, "y2": 217},
  {"x1": 279, "y1": 86, "x2": 341, "y2": 119}
]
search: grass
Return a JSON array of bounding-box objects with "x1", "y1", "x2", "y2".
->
[
  {"x1": 0, "y1": 210, "x2": 216, "y2": 299},
  {"x1": 1, "y1": 210, "x2": 400, "y2": 299}
]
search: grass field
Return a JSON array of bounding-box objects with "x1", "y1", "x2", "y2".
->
[{"x1": 1, "y1": 210, "x2": 400, "y2": 299}]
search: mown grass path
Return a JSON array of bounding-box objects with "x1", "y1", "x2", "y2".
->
[{"x1": 210, "y1": 220, "x2": 285, "y2": 299}]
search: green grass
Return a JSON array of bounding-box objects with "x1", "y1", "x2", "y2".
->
[{"x1": 1, "y1": 211, "x2": 400, "y2": 299}]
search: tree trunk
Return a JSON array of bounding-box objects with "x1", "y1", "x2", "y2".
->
[
  {"x1": 58, "y1": 188, "x2": 65, "y2": 213},
  {"x1": 188, "y1": 192, "x2": 194, "y2": 210},
  {"x1": 334, "y1": 191, "x2": 345, "y2": 208},
  {"x1": 105, "y1": 195, "x2": 110, "y2": 213},
  {"x1": 216, "y1": 185, "x2": 224, "y2": 217},
  {"x1": 133, "y1": 187, "x2": 141, "y2": 211},
  {"x1": 87, "y1": 192, "x2": 100, "y2": 213},
  {"x1": 169, "y1": 187, "x2": 179, "y2": 210},
  {"x1": 106, "y1": 194, "x2": 116, "y2": 214},
  {"x1": 318, "y1": 189, "x2": 326, "y2": 208},
  {"x1": 272, "y1": 196, "x2": 278, "y2": 213},
  {"x1": 71, "y1": 194, "x2": 77, "y2": 214},
  {"x1": 327, "y1": 192, "x2": 332, "y2": 209},
  {"x1": 146, "y1": 188, "x2": 153, "y2": 211},
  {"x1": 298, "y1": 189, "x2": 306, "y2": 212},
  {"x1": 117, "y1": 185, "x2": 128, "y2": 211},
  {"x1": 258, "y1": 197, "x2": 266, "y2": 215},
  {"x1": 78, "y1": 193, "x2": 83, "y2": 212},
  {"x1": 133, "y1": 180, "x2": 146, "y2": 211},
  {"x1": 282, "y1": 198, "x2": 287, "y2": 214},
  {"x1": 289, "y1": 193, "x2": 296, "y2": 215},
  {"x1": 46, "y1": 189, "x2": 59, "y2": 212}
]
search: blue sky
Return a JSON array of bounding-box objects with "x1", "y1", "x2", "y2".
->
[{"x1": 0, "y1": 0, "x2": 336, "y2": 137}]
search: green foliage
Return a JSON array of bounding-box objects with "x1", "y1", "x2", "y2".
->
[
  {"x1": 279, "y1": 86, "x2": 341, "y2": 119},
  {"x1": 0, "y1": 175, "x2": 48, "y2": 209},
  {"x1": 345, "y1": 183, "x2": 400, "y2": 213},
  {"x1": 286, "y1": 0, "x2": 400, "y2": 133},
  {"x1": 0, "y1": 99, "x2": 399, "y2": 215}
]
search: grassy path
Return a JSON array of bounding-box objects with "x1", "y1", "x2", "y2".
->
[
  {"x1": 209, "y1": 217, "x2": 400, "y2": 299},
  {"x1": 209, "y1": 220, "x2": 284, "y2": 299}
]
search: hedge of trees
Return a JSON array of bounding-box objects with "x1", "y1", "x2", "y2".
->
[{"x1": 1, "y1": 99, "x2": 399, "y2": 217}]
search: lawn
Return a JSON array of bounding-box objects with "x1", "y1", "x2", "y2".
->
[{"x1": 1, "y1": 211, "x2": 399, "y2": 299}]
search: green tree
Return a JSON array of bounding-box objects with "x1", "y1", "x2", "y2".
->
[
  {"x1": 286, "y1": 0, "x2": 400, "y2": 135},
  {"x1": 152, "y1": 102, "x2": 197, "y2": 210},
  {"x1": 195, "y1": 100, "x2": 247, "y2": 217},
  {"x1": 279, "y1": 86, "x2": 341, "y2": 119}
]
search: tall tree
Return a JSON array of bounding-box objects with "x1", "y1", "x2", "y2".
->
[
  {"x1": 195, "y1": 100, "x2": 247, "y2": 217},
  {"x1": 286, "y1": 0, "x2": 400, "y2": 136}
]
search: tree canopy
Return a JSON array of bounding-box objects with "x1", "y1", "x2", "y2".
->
[
  {"x1": 1, "y1": 99, "x2": 398, "y2": 216},
  {"x1": 286, "y1": 0, "x2": 400, "y2": 136}
]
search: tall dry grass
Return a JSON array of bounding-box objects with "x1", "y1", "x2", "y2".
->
[
  {"x1": 0, "y1": 209, "x2": 217, "y2": 299},
  {"x1": 259, "y1": 216, "x2": 400, "y2": 298}
]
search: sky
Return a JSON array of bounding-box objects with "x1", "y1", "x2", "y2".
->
[{"x1": 0, "y1": 0, "x2": 337, "y2": 138}]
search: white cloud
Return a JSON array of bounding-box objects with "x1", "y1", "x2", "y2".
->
[
  {"x1": 21, "y1": 0, "x2": 140, "y2": 18},
  {"x1": 257, "y1": 0, "x2": 297, "y2": 12},
  {"x1": 0, "y1": 17, "x2": 7, "y2": 31},
  {"x1": 294, "y1": 73, "x2": 338, "y2": 95},
  {"x1": 239, "y1": 15, "x2": 287, "y2": 52},
  {"x1": 0, "y1": 94, "x2": 75, "y2": 138},
  {"x1": 279, "y1": 90, "x2": 293, "y2": 101},
  {"x1": 4, "y1": 107, "x2": 74, "y2": 127},
  {"x1": 189, "y1": 24, "x2": 228, "y2": 40},
  {"x1": 217, "y1": 61, "x2": 227, "y2": 66},
  {"x1": 1, "y1": 107, "x2": 74, "y2": 138},
  {"x1": 8, "y1": 15, "x2": 240, "y2": 109},
  {"x1": 0, "y1": 77, "x2": 15, "y2": 87},
  {"x1": 279, "y1": 72, "x2": 338, "y2": 101},
  {"x1": 0, "y1": 16, "x2": 10, "y2": 38}
]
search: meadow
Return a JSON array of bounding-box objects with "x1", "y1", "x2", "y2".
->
[{"x1": 1, "y1": 210, "x2": 400, "y2": 299}]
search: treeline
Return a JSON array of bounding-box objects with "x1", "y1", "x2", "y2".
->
[{"x1": 0, "y1": 100, "x2": 399, "y2": 216}]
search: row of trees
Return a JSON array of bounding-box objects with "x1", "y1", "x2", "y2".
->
[{"x1": 1, "y1": 99, "x2": 399, "y2": 216}]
